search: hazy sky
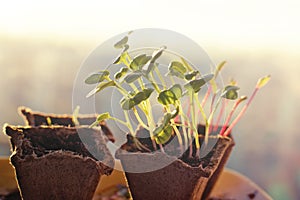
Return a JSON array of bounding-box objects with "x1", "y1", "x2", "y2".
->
[{"x1": 1, "y1": 0, "x2": 299, "y2": 49}]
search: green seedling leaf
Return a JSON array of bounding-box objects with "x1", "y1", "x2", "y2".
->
[
  {"x1": 124, "y1": 72, "x2": 143, "y2": 83},
  {"x1": 97, "y1": 112, "x2": 111, "y2": 121},
  {"x1": 151, "y1": 46, "x2": 166, "y2": 63},
  {"x1": 257, "y1": 75, "x2": 271, "y2": 88},
  {"x1": 86, "y1": 80, "x2": 116, "y2": 98},
  {"x1": 230, "y1": 78, "x2": 237, "y2": 86},
  {"x1": 129, "y1": 54, "x2": 152, "y2": 71},
  {"x1": 185, "y1": 71, "x2": 199, "y2": 80},
  {"x1": 157, "y1": 89, "x2": 177, "y2": 105},
  {"x1": 46, "y1": 117, "x2": 52, "y2": 126},
  {"x1": 144, "y1": 46, "x2": 166, "y2": 74},
  {"x1": 162, "y1": 113, "x2": 172, "y2": 126},
  {"x1": 167, "y1": 61, "x2": 187, "y2": 79},
  {"x1": 214, "y1": 61, "x2": 226, "y2": 78},
  {"x1": 221, "y1": 85, "x2": 240, "y2": 100},
  {"x1": 85, "y1": 70, "x2": 110, "y2": 84},
  {"x1": 90, "y1": 112, "x2": 111, "y2": 127},
  {"x1": 169, "y1": 84, "x2": 182, "y2": 99},
  {"x1": 121, "y1": 98, "x2": 136, "y2": 110},
  {"x1": 114, "y1": 36, "x2": 128, "y2": 49},
  {"x1": 72, "y1": 106, "x2": 80, "y2": 126},
  {"x1": 114, "y1": 67, "x2": 129, "y2": 79},
  {"x1": 184, "y1": 74, "x2": 214, "y2": 93},
  {"x1": 154, "y1": 125, "x2": 173, "y2": 144},
  {"x1": 133, "y1": 88, "x2": 154, "y2": 105}
]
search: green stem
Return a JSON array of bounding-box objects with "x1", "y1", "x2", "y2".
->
[
  {"x1": 123, "y1": 111, "x2": 134, "y2": 135},
  {"x1": 154, "y1": 67, "x2": 167, "y2": 89},
  {"x1": 148, "y1": 72, "x2": 161, "y2": 93},
  {"x1": 132, "y1": 107, "x2": 149, "y2": 130},
  {"x1": 178, "y1": 104, "x2": 189, "y2": 150},
  {"x1": 190, "y1": 92, "x2": 200, "y2": 156},
  {"x1": 110, "y1": 117, "x2": 128, "y2": 126}
]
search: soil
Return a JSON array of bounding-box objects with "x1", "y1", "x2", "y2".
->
[{"x1": 119, "y1": 124, "x2": 232, "y2": 168}]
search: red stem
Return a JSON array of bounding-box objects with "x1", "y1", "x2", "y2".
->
[
  {"x1": 223, "y1": 88, "x2": 259, "y2": 136},
  {"x1": 201, "y1": 85, "x2": 212, "y2": 107},
  {"x1": 219, "y1": 99, "x2": 240, "y2": 135},
  {"x1": 210, "y1": 93, "x2": 217, "y2": 114},
  {"x1": 213, "y1": 99, "x2": 228, "y2": 132}
]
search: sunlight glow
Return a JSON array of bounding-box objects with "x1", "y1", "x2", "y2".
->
[{"x1": 0, "y1": 0, "x2": 299, "y2": 46}]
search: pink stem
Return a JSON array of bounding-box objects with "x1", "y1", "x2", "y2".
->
[
  {"x1": 159, "y1": 144, "x2": 165, "y2": 153},
  {"x1": 219, "y1": 99, "x2": 240, "y2": 135},
  {"x1": 213, "y1": 99, "x2": 228, "y2": 132},
  {"x1": 223, "y1": 88, "x2": 258, "y2": 136},
  {"x1": 210, "y1": 93, "x2": 217, "y2": 114},
  {"x1": 201, "y1": 85, "x2": 212, "y2": 107}
]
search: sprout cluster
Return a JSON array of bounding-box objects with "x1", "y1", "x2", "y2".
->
[{"x1": 85, "y1": 31, "x2": 270, "y2": 157}]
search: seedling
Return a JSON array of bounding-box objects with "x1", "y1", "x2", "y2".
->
[{"x1": 85, "y1": 32, "x2": 271, "y2": 157}]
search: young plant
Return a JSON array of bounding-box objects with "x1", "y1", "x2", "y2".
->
[{"x1": 85, "y1": 32, "x2": 271, "y2": 158}]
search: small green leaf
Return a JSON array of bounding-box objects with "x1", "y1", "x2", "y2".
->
[
  {"x1": 121, "y1": 98, "x2": 136, "y2": 110},
  {"x1": 167, "y1": 61, "x2": 187, "y2": 79},
  {"x1": 185, "y1": 71, "x2": 199, "y2": 80},
  {"x1": 86, "y1": 80, "x2": 116, "y2": 98},
  {"x1": 153, "y1": 124, "x2": 164, "y2": 136},
  {"x1": 221, "y1": 85, "x2": 240, "y2": 100},
  {"x1": 97, "y1": 112, "x2": 111, "y2": 121},
  {"x1": 90, "y1": 112, "x2": 111, "y2": 127},
  {"x1": 240, "y1": 95, "x2": 247, "y2": 101},
  {"x1": 129, "y1": 54, "x2": 152, "y2": 71},
  {"x1": 157, "y1": 90, "x2": 177, "y2": 105},
  {"x1": 124, "y1": 72, "x2": 143, "y2": 83},
  {"x1": 115, "y1": 67, "x2": 129, "y2": 79},
  {"x1": 85, "y1": 71, "x2": 110, "y2": 84},
  {"x1": 97, "y1": 80, "x2": 116, "y2": 91},
  {"x1": 46, "y1": 117, "x2": 52, "y2": 126},
  {"x1": 151, "y1": 46, "x2": 166, "y2": 63},
  {"x1": 162, "y1": 113, "x2": 172, "y2": 126},
  {"x1": 132, "y1": 88, "x2": 154, "y2": 105},
  {"x1": 184, "y1": 74, "x2": 214, "y2": 93},
  {"x1": 114, "y1": 36, "x2": 128, "y2": 49},
  {"x1": 72, "y1": 106, "x2": 80, "y2": 126},
  {"x1": 154, "y1": 125, "x2": 173, "y2": 144},
  {"x1": 169, "y1": 84, "x2": 182, "y2": 99},
  {"x1": 214, "y1": 61, "x2": 226, "y2": 78},
  {"x1": 257, "y1": 75, "x2": 271, "y2": 88}
]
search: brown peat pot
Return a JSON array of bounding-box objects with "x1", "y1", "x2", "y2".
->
[
  {"x1": 19, "y1": 106, "x2": 115, "y2": 142},
  {"x1": 4, "y1": 125, "x2": 114, "y2": 200},
  {"x1": 116, "y1": 125, "x2": 234, "y2": 200}
]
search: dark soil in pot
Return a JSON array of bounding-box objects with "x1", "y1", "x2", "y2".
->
[{"x1": 116, "y1": 125, "x2": 234, "y2": 200}]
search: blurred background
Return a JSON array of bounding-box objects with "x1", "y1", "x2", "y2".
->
[{"x1": 0, "y1": 1, "x2": 299, "y2": 199}]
